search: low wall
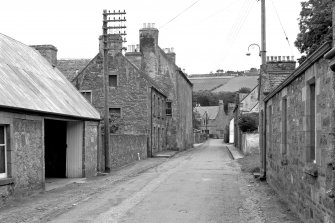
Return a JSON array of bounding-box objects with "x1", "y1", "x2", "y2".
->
[
  {"x1": 193, "y1": 132, "x2": 206, "y2": 144},
  {"x1": 109, "y1": 134, "x2": 147, "y2": 169},
  {"x1": 241, "y1": 133, "x2": 259, "y2": 155}
]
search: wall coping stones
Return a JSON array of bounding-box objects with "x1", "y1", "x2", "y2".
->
[{"x1": 0, "y1": 178, "x2": 14, "y2": 186}]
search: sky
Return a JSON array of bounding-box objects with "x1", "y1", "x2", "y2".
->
[{"x1": 0, "y1": 0, "x2": 303, "y2": 74}]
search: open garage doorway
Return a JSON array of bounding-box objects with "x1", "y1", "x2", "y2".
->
[
  {"x1": 45, "y1": 119, "x2": 67, "y2": 178},
  {"x1": 45, "y1": 119, "x2": 84, "y2": 179}
]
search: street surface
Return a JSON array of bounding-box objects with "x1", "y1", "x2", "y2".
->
[{"x1": 0, "y1": 139, "x2": 301, "y2": 223}]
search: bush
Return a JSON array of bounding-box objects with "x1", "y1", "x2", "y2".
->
[{"x1": 237, "y1": 113, "x2": 259, "y2": 133}]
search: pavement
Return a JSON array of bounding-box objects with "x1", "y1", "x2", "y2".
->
[
  {"x1": 226, "y1": 143, "x2": 244, "y2": 160},
  {"x1": 0, "y1": 139, "x2": 302, "y2": 223}
]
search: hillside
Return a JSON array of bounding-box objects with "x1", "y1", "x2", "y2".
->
[{"x1": 189, "y1": 76, "x2": 258, "y2": 92}]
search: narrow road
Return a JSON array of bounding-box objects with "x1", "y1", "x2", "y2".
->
[{"x1": 50, "y1": 139, "x2": 251, "y2": 223}]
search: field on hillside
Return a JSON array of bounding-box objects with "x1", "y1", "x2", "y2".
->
[
  {"x1": 190, "y1": 76, "x2": 258, "y2": 92},
  {"x1": 190, "y1": 77, "x2": 232, "y2": 91}
]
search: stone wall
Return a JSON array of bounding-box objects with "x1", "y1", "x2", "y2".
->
[
  {"x1": 109, "y1": 134, "x2": 147, "y2": 169},
  {"x1": 265, "y1": 56, "x2": 335, "y2": 223},
  {"x1": 84, "y1": 121, "x2": 99, "y2": 177},
  {"x1": 241, "y1": 133, "x2": 259, "y2": 155},
  {"x1": 0, "y1": 112, "x2": 44, "y2": 208}
]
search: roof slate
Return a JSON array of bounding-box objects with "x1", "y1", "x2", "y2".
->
[
  {"x1": 0, "y1": 33, "x2": 100, "y2": 120},
  {"x1": 58, "y1": 59, "x2": 91, "y2": 81}
]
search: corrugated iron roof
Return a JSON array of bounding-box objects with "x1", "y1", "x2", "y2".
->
[{"x1": 0, "y1": 33, "x2": 100, "y2": 120}]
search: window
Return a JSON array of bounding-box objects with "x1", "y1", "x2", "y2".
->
[
  {"x1": 309, "y1": 83, "x2": 316, "y2": 163},
  {"x1": 109, "y1": 75, "x2": 117, "y2": 87},
  {"x1": 268, "y1": 105, "x2": 272, "y2": 156},
  {"x1": 153, "y1": 95, "x2": 156, "y2": 116},
  {"x1": 166, "y1": 101, "x2": 172, "y2": 116},
  {"x1": 282, "y1": 98, "x2": 287, "y2": 155},
  {"x1": 109, "y1": 108, "x2": 121, "y2": 133},
  {"x1": 157, "y1": 98, "x2": 161, "y2": 117},
  {"x1": 80, "y1": 91, "x2": 92, "y2": 103},
  {"x1": 0, "y1": 126, "x2": 7, "y2": 179}
]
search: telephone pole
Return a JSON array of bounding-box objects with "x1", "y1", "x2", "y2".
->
[
  {"x1": 259, "y1": 0, "x2": 267, "y2": 179},
  {"x1": 102, "y1": 9, "x2": 127, "y2": 172}
]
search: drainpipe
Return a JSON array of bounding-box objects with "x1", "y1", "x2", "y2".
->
[{"x1": 260, "y1": 101, "x2": 267, "y2": 180}]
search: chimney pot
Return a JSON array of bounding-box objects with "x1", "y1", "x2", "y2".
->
[{"x1": 291, "y1": 56, "x2": 294, "y2": 61}]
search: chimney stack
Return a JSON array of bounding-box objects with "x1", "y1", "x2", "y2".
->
[
  {"x1": 30, "y1": 45, "x2": 57, "y2": 67},
  {"x1": 140, "y1": 22, "x2": 159, "y2": 79},
  {"x1": 99, "y1": 34, "x2": 123, "y2": 56}
]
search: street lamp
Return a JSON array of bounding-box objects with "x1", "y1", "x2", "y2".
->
[{"x1": 246, "y1": 43, "x2": 261, "y2": 57}]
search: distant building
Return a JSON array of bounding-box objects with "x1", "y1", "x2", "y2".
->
[
  {"x1": 194, "y1": 101, "x2": 234, "y2": 140},
  {"x1": 0, "y1": 34, "x2": 100, "y2": 207}
]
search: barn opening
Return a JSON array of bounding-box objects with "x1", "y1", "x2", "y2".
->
[
  {"x1": 44, "y1": 119, "x2": 84, "y2": 179},
  {"x1": 45, "y1": 119, "x2": 67, "y2": 178}
]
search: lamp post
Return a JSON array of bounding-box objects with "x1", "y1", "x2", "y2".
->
[{"x1": 246, "y1": 43, "x2": 261, "y2": 57}]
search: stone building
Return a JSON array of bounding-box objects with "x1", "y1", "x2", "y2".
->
[
  {"x1": 259, "y1": 4, "x2": 335, "y2": 221},
  {"x1": 233, "y1": 86, "x2": 259, "y2": 152},
  {"x1": 59, "y1": 23, "x2": 193, "y2": 171},
  {"x1": 263, "y1": 41, "x2": 335, "y2": 223},
  {"x1": 0, "y1": 34, "x2": 100, "y2": 207},
  {"x1": 258, "y1": 56, "x2": 296, "y2": 176},
  {"x1": 194, "y1": 101, "x2": 234, "y2": 139},
  {"x1": 139, "y1": 24, "x2": 193, "y2": 151},
  {"x1": 67, "y1": 33, "x2": 168, "y2": 170}
]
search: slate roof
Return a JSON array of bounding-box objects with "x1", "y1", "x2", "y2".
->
[
  {"x1": 194, "y1": 106, "x2": 219, "y2": 120},
  {"x1": 0, "y1": 33, "x2": 100, "y2": 120},
  {"x1": 58, "y1": 59, "x2": 91, "y2": 81}
]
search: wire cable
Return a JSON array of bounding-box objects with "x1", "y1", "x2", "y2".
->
[
  {"x1": 270, "y1": 0, "x2": 294, "y2": 55},
  {"x1": 159, "y1": 0, "x2": 202, "y2": 29}
]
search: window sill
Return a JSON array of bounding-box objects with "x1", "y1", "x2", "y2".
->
[{"x1": 0, "y1": 178, "x2": 14, "y2": 186}]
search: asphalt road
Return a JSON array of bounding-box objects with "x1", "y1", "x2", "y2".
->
[{"x1": 49, "y1": 139, "x2": 248, "y2": 223}]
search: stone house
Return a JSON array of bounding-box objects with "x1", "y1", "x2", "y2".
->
[
  {"x1": 59, "y1": 23, "x2": 193, "y2": 171},
  {"x1": 63, "y1": 33, "x2": 168, "y2": 170},
  {"x1": 0, "y1": 34, "x2": 100, "y2": 207},
  {"x1": 263, "y1": 41, "x2": 335, "y2": 223},
  {"x1": 194, "y1": 101, "x2": 235, "y2": 139},
  {"x1": 259, "y1": 4, "x2": 335, "y2": 220},
  {"x1": 233, "y1": 86, "x2": 259, "y2": 152},
  {"x1": 138, "y1": 24, "x2": 193, "y2": 151}
]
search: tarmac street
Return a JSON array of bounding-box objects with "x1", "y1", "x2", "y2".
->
[
  {"x1": 0, "y1": 139, "x2": 301, "y2": 223},
  {"x1": 50, "y1": 139, "x2": 248, "y2": 223}
]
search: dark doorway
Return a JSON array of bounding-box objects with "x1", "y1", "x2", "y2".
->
[{"x1": 45, "y1": 119, "x2": 67, "y2": 178}]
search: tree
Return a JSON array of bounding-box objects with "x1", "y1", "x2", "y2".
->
[
  {"x1": 295, "y1": 0, "x2": 332, "y2": 63},
  {"x1": 238, "y1": 87, "x2": 251, "y2": 94},
  {"x1": 237, "y1": 113, "x2": 259, "y2": 133}
]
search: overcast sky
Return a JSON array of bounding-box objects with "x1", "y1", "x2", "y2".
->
[{"x1": 0, "y1": 0, "x2": 302, "y2": 74}]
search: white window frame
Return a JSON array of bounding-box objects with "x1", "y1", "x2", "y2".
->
[
  {"x1": 0, "y1": 126, "x2": 7, "y2": 179},
  {"x1": 80, "y1": 90, "x2": 93, "y2": 103}
]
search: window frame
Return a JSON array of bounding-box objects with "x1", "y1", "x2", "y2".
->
[
  {"x1": 0, "y1": 125, "x2": 7, "y2": 179},
  {"x1": 282, "y1": 97, "x2": 288, "y2": 155},
  {"x1": 108, "y1": 74, "x2": 118, "y2": 88},
  {"x1": 80, "y1": 90, "x2": 93, "y2": 103},
  {"x1": 166, "y1": 101, "x2": 172, "y2": 116}
]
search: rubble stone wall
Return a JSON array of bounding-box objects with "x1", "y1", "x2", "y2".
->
[
  {"x1": 265, "y1": 57, "x2": 335, "y2": 223},
  {"x1": 109, "y1": 134, "x2": 147, "y2": 169},
  {"x1": 0, "y1": 112, "x2": 44, "y2": 208}
]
